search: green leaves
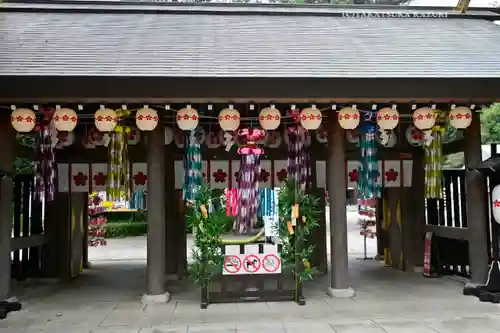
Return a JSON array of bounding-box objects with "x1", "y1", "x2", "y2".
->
[
  {"x1": 186, "y1": 183, "x2": 229, "y2": 287},
  {"x1": 481, "y1": 103, "x2": 500, "y2": 145},
  {"x1": 276, "y1": 178, "x2": 320, "y2": 282}
]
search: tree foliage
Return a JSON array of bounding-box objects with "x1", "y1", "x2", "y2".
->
[
  {"x1": 186, "y1": 183, "x2": 231, "y2": 287},
  {"x1": 276, "y1": 179, "x2": 320, "y2": 282},
  {"x1": 14, "y1": 134, "x2": 35, "y2": 174},
  {"x1": 481, "y1": 103, "x2": 500, "y2": 145}
]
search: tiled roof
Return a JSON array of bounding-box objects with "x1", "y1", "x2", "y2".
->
[{"x1": 1, "y1": 7, "x2": 500, "y2": 78}]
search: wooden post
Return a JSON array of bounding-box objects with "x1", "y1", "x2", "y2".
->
[
  {"x1": 464, "y1": 112, "x2": 489, "y2": 288},
  {"x1": 143, "y1": 119, "x2": 169, "y2": 304},
  {"x1": 164, "y1": 144, "x2": 177, "y2": 275},
  {"x1": 326, "y1": 115, "x2": 355, "y2": 298},
  {"x1": 42, "y1": 197, "x2": 60, "y2": 277},
  {"x1": 403, "y1": 151, "x2": 426, "y2": 270},
  {"x1": 0, "y1": 114, "x2": 15, "y2": 300}
]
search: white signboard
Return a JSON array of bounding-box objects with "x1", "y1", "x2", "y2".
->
[{"x1": 222, "y1": 244, "x2": 281, "y2": 275}]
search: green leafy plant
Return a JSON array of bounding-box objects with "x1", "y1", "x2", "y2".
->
[
  {"x1": 276, "y1": 179, "x2": 320, "y2": 282},
  {"x1": 103, "y1": 221, "x2": 148, "y2": 238},
  {"x1": 186, "y1": 183, "x2": 231, "y2": 287}
]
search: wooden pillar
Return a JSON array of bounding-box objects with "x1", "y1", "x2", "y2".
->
[
  {"x1": 143, "y1": 120, "x2": 169, "y2": 303},
  {"x1": 82, "y1": 206, "x2": 89, "y2": 269},
  {"x1": 326, "y1": 115, "x2": 354, "y2": 298},
  {"x1": 0, "y1": 114, "x2": 14, "y2": 300},
  {"x1": 164, "y1": 144, "x2": 183, "y2": 276},
  {"x1": 464, "y1": 112, "x2": 489, "y2": 286},
  {"x1": 42, "y1": 197, "x2": 60, "y2": 277},
  {"x1": 403, "y1": 152, "x2": 426, "y2": 269}
]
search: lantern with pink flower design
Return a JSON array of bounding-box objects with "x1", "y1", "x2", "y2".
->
[
  {"x1": 176, "y1": 106, "x2": 199, "y2": 131},
  {"x1": 412, "y1": 107, "x2": 436, "y2": 130},
  {"x1": 53, "y1": 107, "x2": 78, "y2": 132},
  {"x1": 376, "y1": 107, "x2": 399, "y2": 130},
  {"x1": 218, "y1": 106, "x2": 240, "y2": 132},
  {"x1": 136, "y1": 107, "x2": 159, "y2": 131},
  {"x1": 299, "y1": 106, "x2": 322, "y2": 130},
  {"x1": 11, "y1": 108, "x2": 36, "y2": 133},
  {"x1": 449, "y1": 106, "x2": 472, "y2": 129},
  {"x1": 259, "y1": 106, "x2": 281, "y2": 130},
  {"x1": 338, "y1": 107, "x2": 360, "y2": 130},
  {"x1": 94, "y1": 107, "x2": 118, "y2": 132}
]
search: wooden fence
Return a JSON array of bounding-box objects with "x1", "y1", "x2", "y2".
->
[
  {"x1": 10, "y1": 174, "x2": 47, "y2": 280},
  {"x1": 425, "y1": 169, "x2": 471, "y2": 277}
]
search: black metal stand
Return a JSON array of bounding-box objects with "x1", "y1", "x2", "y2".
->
[
  {"x1": 0, "y1": 300, "x2": 22, "y2": 320},
  {"x1": 464, "y1": 156, "x2": 500, "y2": 302},
  {"x1": 356, "y1": 225, "x2": 374, "y2": 260},
  {"x1": 478, "y1": 216, "x2": 500, "y2": 303}
]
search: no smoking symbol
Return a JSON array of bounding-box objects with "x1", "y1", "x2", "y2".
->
[
  {"x1": 262, "y1": 254, "x2": 280, "y2": 273},
  {"x1": 224, "y1": 255, "x2": 241, "y2": 274}
]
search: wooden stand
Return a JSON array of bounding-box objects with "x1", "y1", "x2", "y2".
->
[{"x1": 200, "y1": 242, "x2": 304, "y2": 309}]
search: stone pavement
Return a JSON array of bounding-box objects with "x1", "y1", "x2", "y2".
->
[
  {"x1": 3, "y1": 255, "x2": 500, "y2": 332},
  {"x1": 2, "y1": 218, "x2": 500, "y2": 333}
]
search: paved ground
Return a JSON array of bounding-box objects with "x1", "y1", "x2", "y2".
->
[{"x1": 3, "y1": 214, "x2": 500, "y2": 333}]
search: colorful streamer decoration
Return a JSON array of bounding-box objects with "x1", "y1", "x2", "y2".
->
[
  {"x1": 287, "y1": 125, "x2": 311, "y2": 192},
  {"x1": 107, "y1": 130, "x2": 130, "y2": 201},
  {"x1": 357, "y1": 125, "x2": 381, "y2": 219},
  {"x1": 183, "y1": 129, "x2": 203, "y2": 202},
  {"x1": 226, "y1": 188, "x2": 238, "y2": 217},
  {"x1": 34, "y1": 123, "x2": 56, "y2": 202},
  {"x1": 424, "y1": 127, "x2": 444, "y2": 199},
  {"x1": 236, "y1": 128, "x2": 265, "y2": 234}
]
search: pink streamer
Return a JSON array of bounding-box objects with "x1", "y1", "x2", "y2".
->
[{"x1": 226, "y1": 188, "x2": 238, "y2": 217}]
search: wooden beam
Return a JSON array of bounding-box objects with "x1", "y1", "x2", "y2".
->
[
  {"x1": 443, "y1": 139, "x2": 465, "y2": 155},
  {"x1": 425, "y1": 225, "x2": 469, "y2": 241},
  {"x1": 0, "y1": 114, "x2": 14, "y2": 299},
  {"x1": 10, "y1": 235, "x2": 48, "y2": 251},
  {"x1": 326, "y1": 114, "x2": 351, "y2": 294}
]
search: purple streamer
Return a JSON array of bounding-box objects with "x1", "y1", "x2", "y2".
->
[{"x1": 287, "y1": 126, "x2": 310, "y2": 191}]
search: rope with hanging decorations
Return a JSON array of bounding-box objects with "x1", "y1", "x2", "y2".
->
[{"x1": 5, "y1": 103, "x2": 477, "y2": 139}]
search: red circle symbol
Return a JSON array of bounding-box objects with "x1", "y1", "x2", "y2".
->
[
  {"x1": 223, "y1": 255, "x2": 241, "y2": 274},
  {"x1": 262, "y1": 254, "x2": 281, "y2": 273},
  {"x1": 243, "y1": 254, "x2": 261, "y2": 273}
]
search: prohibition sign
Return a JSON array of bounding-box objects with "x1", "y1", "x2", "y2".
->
[
  {"x1": 223, "y1": 255, "x2": 242, "y2": 274},
  {"x1": 243, "y1": 254, "x2": 261, "y2": 273},
  {"x1": 262, "y1": 254, "x2": 281, "y2": 273}
]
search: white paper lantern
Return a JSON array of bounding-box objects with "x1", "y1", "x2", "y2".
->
[
  {"x1": 218, "y1": 107, "x2": 240, "y2": 132},
  {"x1": 53, "y1": 108, "x2": 78, "y2": 132},
  {"x1": 492, "y1": 185, "x2": 500, "y2": 223},
  {"x1": 11, "y1": 108, "x2": 36, "y2": 132},
  {"x1": 449, "y1": 106, "x2": 472, "y2": 129},
  {"x1": 176, "y1": 107, "x2": 199, "y2": 131},
  {"x1": 136, "y1": 107, "x2": 159, "y2": 131},
  {"x1": 299, "y1": 107, "x2": 322, "y2": 130},
  {"x1": 337, "y1": 107, "x2": 360, "y2": 130},
  {"x1": 259, "y1": 106, "x2": 281, "y2": 130},
  {"x1": 94, "y1": 108, "x2": 118, "y2": 132},
  {"x1": 377, "y1": 107, "x2": 399, "y2": 130},
  {"x1": 412, "y1": 107, "x2": 436, "y2": 130}
]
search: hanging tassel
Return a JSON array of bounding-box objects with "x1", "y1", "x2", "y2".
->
[
  {"x1": 358, "y1": 126, "x2": 379, "y2": 219},
  {"x1": 287, "y1": 125, "x2": 309, "y2": 191},
  {"x1": 34, "y1": 122, "x2": 56, "y2": 202},
  {"x1": 425, "y1": 128, "x2": 443, "y2": 199},
  {"x1": 183, "y1": 130, "x2": 202, "y2": 201},
  {"x1": 235, "y1": 129, "x2": 265, "y2": 234},
  {"x1": 226, "y1": 188, "x2": 232, "y2": 217},
  {"x1": 107, "y1": 130, "x2": 130, "y2": 201},
  {"x1": 232, "y1": 188, "x2": 238, "y2": 217}
]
